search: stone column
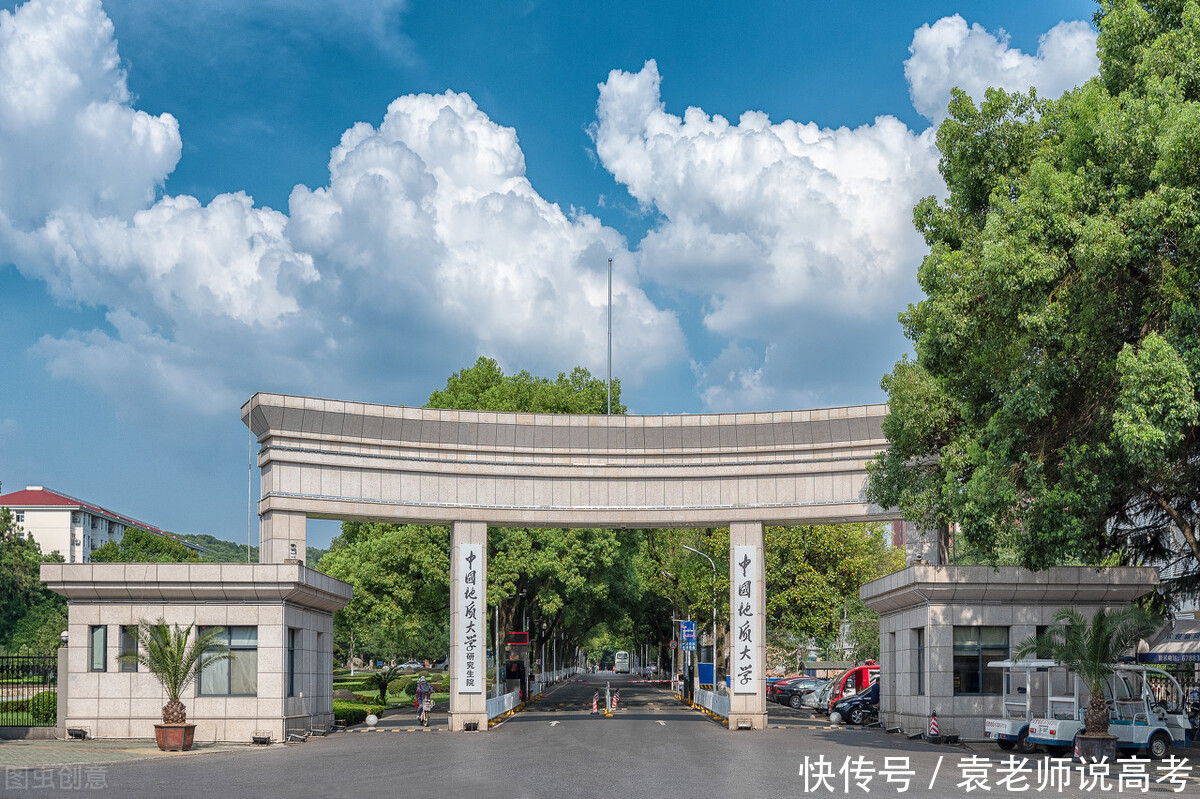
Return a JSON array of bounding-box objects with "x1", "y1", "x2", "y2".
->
[
  {"x1": 904, "y1": 521, "x2": 949, "y2": 566},
  {"x1": 260, "y1": 510, "x2": 306, "y2": 564},
  {"x1": 449, "y1": 521, "x2": 488, "y2": 731},
  {"x1": 728, "y1": 521, "x2": 767, "y2": 730}
]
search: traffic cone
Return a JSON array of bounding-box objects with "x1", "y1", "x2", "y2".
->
[
  {"x1": 1073, "y1": 735, "x2": 1081, "y2": 762},
  {"x1": 613, "y1": 689, "x2": 620, "y2": 710},
  {"x1": 928, "y1": 713, "x2": 940, "y2": 744},
  {"x1": 591, "y1": 691, "x2": 599, "y2": 715}
]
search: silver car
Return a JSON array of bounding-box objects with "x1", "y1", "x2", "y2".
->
[{"x1": 801, "y1": 679, "x2": 835, "y2": 713}]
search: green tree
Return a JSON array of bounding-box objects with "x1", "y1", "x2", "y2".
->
[
  {"x1": 0, "y1": 485, "x2": 68, "y2": 655},
  {"x1": 428, "y1": 356, "x2": 625, "y2": 414},
  {"x1": 1013, "y1": 606, "x2": 1159, "y2": 736},
  {"x1": 91, "y1": 527, "x2": 200, "y2": 563},
  {"x1": 318, "y1": 523, "x2": 450, "y2": 665},
  {"x1": 173, "y1": 533, "x2": 326, "y2": 568},
  {"x1": 0, "y1": 506, "x2": 47, "y2": 640},
  {"x1": 867, "y1": 1, "x2": 1200, "y2": 604}
]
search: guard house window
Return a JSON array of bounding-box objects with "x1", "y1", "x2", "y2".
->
[
  {"x1": 199, "y1": 627, "x2": 258, "y2": 696},
  {"x1": 953, "y1": 627, "x2": 1008, "y2": 695},
  {"x1": 89, "y1": 626, "x2": 107, "y2": 672},
  {"x1": 13, "y1": 512, "x2": 23, "y2": 523},
  {"x1": 915, "y1": 628, "x2": 925, "y2": 696},
  {"x1": 287, "y1": 629, "x2": 297, "y2": 697},
  {"x1": 119, "y1": 625, "x2": 138, "y2": 672}
]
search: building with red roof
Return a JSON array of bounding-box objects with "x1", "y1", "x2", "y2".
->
[{"x1": 0, "y1": 486, "x2": 202, "y2": 562}]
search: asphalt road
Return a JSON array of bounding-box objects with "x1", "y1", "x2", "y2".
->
[{"x1": 3, "y1": 674, "x2": 1197, "y2": 798}]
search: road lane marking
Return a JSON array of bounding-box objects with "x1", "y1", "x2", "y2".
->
[
  {"x1": 656, "y1": 720, "x2": 666, "y2": 726},
  {"x1": 549, "y1": 721, "x2": 560, "y2": 726}
]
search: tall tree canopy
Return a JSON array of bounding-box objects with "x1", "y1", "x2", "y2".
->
[
  {"x1": 867, "y1": 0, "x2": 1200, "y2": 604},
  {"x1": 0, "y1": 484, "x2": 67, "y2": 655},
  {"x1": 90, "y1": 527, "x2": 200, "y2": 563}
]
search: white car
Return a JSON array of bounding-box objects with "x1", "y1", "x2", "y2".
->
[
  {"x1": 398, "y1": 660, "x2": 423, "y2": 672},
  {"x1": 801, "y1": 679, "x2": 834, "y2": 712}
]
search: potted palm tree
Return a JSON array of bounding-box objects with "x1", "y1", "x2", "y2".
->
[
  {"x1": 118, "y1": 620, "x2": 232, "y2": 751},
  {"x1": 1014, "y1": 606, "x2": 1159, "y2": 762}
]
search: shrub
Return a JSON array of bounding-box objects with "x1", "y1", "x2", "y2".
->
[
  {"x1": 332, "y1": 699, "x2": 386, "y2": 726},
  {"x1": 332, "y1": 678, "x2": 373, "y2": 693},
  {"x1": 30, "y1": 691, "x2": 56, "y2": 724}
]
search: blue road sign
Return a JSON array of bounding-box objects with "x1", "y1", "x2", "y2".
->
[{"x1": 681, "y1": 621, "x2": 696, "y2": 651}]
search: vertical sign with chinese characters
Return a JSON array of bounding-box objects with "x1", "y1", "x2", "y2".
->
[
  {"x1": 732, "y1": 545, "x2": 759, "y2": 694},
  {"x1": 457, "y1": 543, "x2": 483, "y2": 693}
]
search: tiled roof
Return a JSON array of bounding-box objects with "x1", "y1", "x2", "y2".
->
[{"x1": 0, "y1": 486, "x2": 202, "y2": 551}]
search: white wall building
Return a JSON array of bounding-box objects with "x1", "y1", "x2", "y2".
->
[{"x1": 0, "y1": 486, "x2": 202, "y2": 563}]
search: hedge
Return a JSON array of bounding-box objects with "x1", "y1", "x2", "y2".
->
[
  {"x1": 332, "y1": 699, "x2": 386, "y2": 726},
  {"x1": 0, "y1": 691, "x2": 56, "y2": 724}
]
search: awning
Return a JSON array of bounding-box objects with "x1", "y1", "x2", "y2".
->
[{"x1": 1139, "y1": 620, "x2": 1200, "y2": 664}]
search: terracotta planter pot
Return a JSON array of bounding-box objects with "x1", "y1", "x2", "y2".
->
[
  {"x1": 1075, "y1": 734, "x2": 1117, "y2": 763},
  {"x1": 154, "y1": 723, "x2": 197, "y2": 752}
]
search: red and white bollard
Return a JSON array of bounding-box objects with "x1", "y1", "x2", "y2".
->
[
  {"x1": 1073, "y1": 735, "x2": 1081, "y2": 762},
  {"x1": 928, "y1": 713, "x2": 940, "y2": 743},
  {"x1": 591, "y1": 691, "x2": 599, "y2": 715},
  {"x1": 613, "y1": 690, "x2": 620, "y2": 710}
]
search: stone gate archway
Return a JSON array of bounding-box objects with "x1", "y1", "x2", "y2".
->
[{"x1": 241, "y1": 393, "x2": 899, "y2": 730}]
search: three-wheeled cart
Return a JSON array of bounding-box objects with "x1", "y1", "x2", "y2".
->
[{"x1": 984, "y1": 659, "x2": 1058, "y2": 754}]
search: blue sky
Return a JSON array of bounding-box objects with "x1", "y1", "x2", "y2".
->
[{"x1": 0, "y1": 0, "x2": 1098, "y2": 549}]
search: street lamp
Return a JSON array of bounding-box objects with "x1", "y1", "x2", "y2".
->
[{"x1": 682, "y1": 544, "x2": 718, "y2": 688}]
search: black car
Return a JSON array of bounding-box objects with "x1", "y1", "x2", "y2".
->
[
  {"x1": 830, "y1": 681, "x2": 879, "y2": 725},
  {"x1": 771, "y1": 677, "x2": 827, "y2": 709}
]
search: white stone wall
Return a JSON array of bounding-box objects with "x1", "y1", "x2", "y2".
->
[
  {"x1": 44, "y1": 563, "x2": 351, "y2": 744},
  {"x1": 20, "y1": 508, "x2": 74, "y2": 562},
  {"x1": 64, "y1": 601, "x2": 334, "y2": 742}
]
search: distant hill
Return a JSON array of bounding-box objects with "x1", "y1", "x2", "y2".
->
[{"x1": 177, "y1": 533, "x2": 328, "y2": 570}]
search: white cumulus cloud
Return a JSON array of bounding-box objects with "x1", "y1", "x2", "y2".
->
[
  {"x1": 287, "y1": 89, "x2": 686, "y2": 385},
  {"x1": 905, "y1": 15, "x2": 1099, "y2": 123},
  {"x1": 594, "y1": 60, "x2": 944, "y2": 404},
  {"x1": 0, "y1": 0, "x2": 181, "y2": 226},
  {"x1": 0, "y1": 0, "x2": 684, "y2": 415}
]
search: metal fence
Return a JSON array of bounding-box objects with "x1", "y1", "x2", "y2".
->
[
  {"x1": 0, "y1": 655, "x2": 57, "y2": 728},
  {"x1": 695, "y1": 687, "x2": 730, "y2": 720},
  {"x1": 486, "y1": 688, "x2": 521, "y2": 720}
]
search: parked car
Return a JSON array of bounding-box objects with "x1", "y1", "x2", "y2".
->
[
  {"x1": 772, "y1": 677, "x2": 827, "y2": 709},
  {"x1": 831, "y1": 681, "x2": 879, "y2": 725},
  {"x1": 825, "y1": 662, "x2": 880, "y2": 712},
  {"x1": 398, "y1": 660, "x2": 423, "y2": 672},
  {"x1": 803, "y1": 679, "x2": 837, "y2": 713},
  {"x1": 766, "y1": 676, "x2": 803, "y2": 703}
]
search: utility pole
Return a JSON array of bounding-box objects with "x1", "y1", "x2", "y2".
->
[{"x1": 607, "y1": 256, "x2": 612, "y2": 415}]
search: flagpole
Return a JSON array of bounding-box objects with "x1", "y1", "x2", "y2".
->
[{"x1": 607, "y1": 257, "x2": 612, "y2": 415}]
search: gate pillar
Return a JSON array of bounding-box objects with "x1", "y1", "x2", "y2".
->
[
  {"x1": 260, "y1": 509, "x2": 306, "y2": 564},
  {"x1": 728, "y1": 521, "x2": 767, "y2": 730},
  {"x1": 449, "y1": 521, "x2": 488, "y2": 731}
]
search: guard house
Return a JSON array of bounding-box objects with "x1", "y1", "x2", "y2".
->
[
  {"x1": 861, "y1": 527, "x2": 1158, "y2": 740},
  {"x1": 42, "y1": 562, "x2": 351, "y2": 742}
]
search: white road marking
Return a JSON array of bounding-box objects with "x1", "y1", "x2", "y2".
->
[
  {"x1": 656, "y1": 720, "x2": 667, "y2": 726},
  {"x1": 549, "y1": 721, "x2": 560, "y2": 726}
]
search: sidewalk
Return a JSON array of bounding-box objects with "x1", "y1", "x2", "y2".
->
[{"x1": 0, "y1": 738, "x2": 252, "y2": 768}]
